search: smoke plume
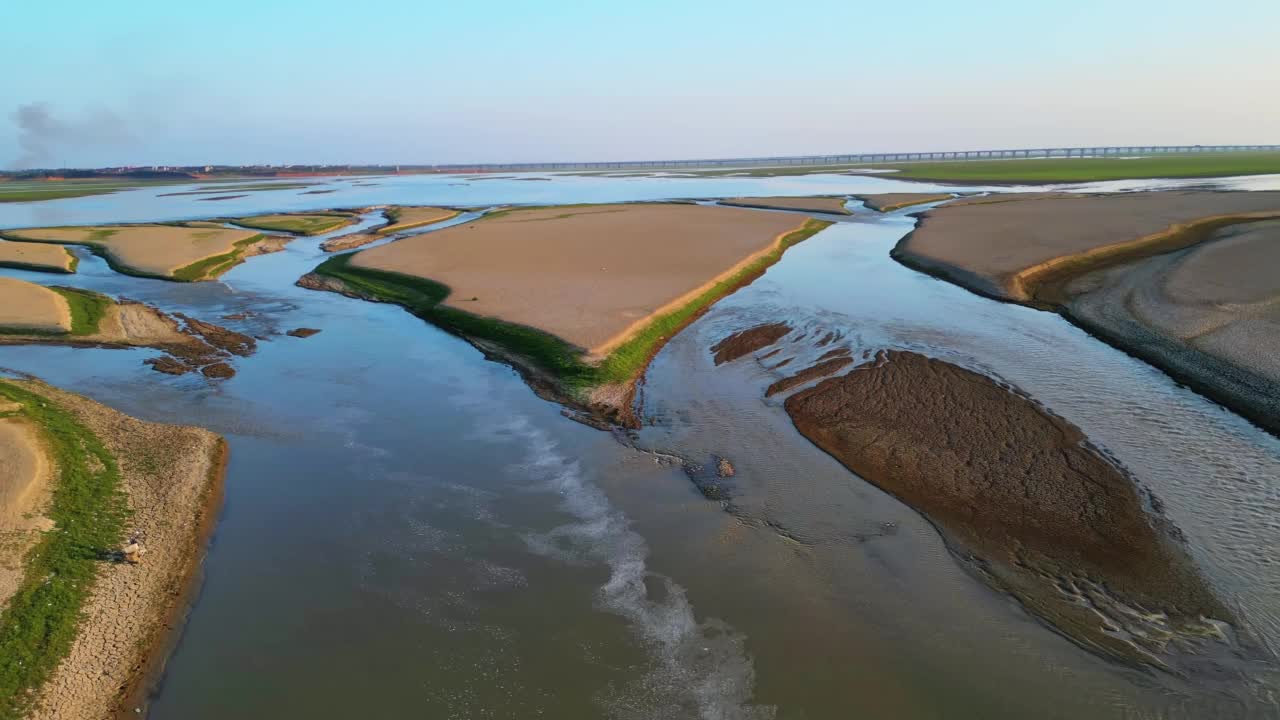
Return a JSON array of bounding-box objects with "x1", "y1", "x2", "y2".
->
[{"x1": 10, "y1": 102, "x2": 134, "y2": 170}]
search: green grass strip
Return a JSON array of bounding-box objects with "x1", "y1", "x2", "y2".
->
[
  {"x1": 169, "y1": 234, "x2": 264, "y2": 282},
  {"x1": 0, "y1": 382, "x2": 129, "y2": 720},
  {"x1": 49, "y1": 287, "x2": 112, "y2": 335},
  {"x1": 313, "y1": 218, "x2": 831, "y2": 392}
]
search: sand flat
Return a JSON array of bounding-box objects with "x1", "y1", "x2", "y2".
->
[
  {"x1": 721, "y1": 196, "x2": 851, "y2": 215},
  {"x1": 0, "y1": 278, "x2": 72, "y2": 333},
  {"x1": 0, "y1": 415, "x2": 53, "y2": 612},
  {"x1": 2, "y1": 225, "x2": 260, "y2": 278},
  {"x1": 897, "y1": 190, "x2": 1280, "y2": 301},
  {"x1": 352, "y1": 203, "x2": 809, "y2": 353},
  {"x1": 0, "y1": 240, "x2": 75, "y2": 273}
]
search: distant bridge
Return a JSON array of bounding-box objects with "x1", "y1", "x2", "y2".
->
[{"x1": 431, "y1": 144, "x2": 1280, "y2": 173}]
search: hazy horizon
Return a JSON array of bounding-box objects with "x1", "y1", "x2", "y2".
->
[{"x1": 5, "y1": 0, "x2": 1279, "y2": 169}]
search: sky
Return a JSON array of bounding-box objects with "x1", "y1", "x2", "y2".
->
[{"x1": 3, "y1": 0, "x2": 1279, "y2": 168}]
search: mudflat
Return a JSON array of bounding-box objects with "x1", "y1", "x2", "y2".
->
[
  {"x1": 721, "y1": 196, "x2": 851, "y2": 215},
  {"x1": 1066, "y1": 219, "x2": 1280, "y2": 433},
  {"x1": 0, "y1": 278, "x2": 72, "y2": 333},
  {"x1": 1, "y1": 225, "x2": 263, "y2": 280},
  {"x1": 0, "y1": 240, "x2": 76, "y2": 273},
  {"x1": 352, "y1": 203, "x2": 810, "y2": 354},
  {"x1": 855, "y1": 193, "x2": 952, "y2": 212},
  {"x1": 895, "y1": 190, "x2": 1280, "y2": 302},
  {"x1": 783, "y1": 351, "x2": 1230, "y2": 669}
]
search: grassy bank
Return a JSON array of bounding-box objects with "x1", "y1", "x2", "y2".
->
[
  {"x1": 0, "y1": 382, "x2": 129, "y2": 720},
  {"x1": 310, "y1": 218, "x2": 831, "y2": 404},
  {"x1": 170, "y1": 234, "x2": 266, "y2": 281},
  {"x1": 49, "y1": 287, "x2": 112, "y2": 335}
]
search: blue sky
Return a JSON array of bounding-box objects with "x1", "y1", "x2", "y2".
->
[{"x1": 4, "y1": 0, "x2": 1278, "y2": 167}]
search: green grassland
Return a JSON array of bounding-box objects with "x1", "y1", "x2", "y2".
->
[
  {"x1": 877, "y1": 152, "x2": 1280, "y2": 183},
  {"x1": 0, "y1": 382, "x2": 129, "y2": 720},
  {"x1": 311, "y1": 218, "x2": 831, "y2": 396},
  {"x1": 232, "y1": 214, "x2": 353, "y2": 235}
]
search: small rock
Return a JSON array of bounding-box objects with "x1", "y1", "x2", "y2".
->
[
  {"x1": 122, "y1": 542, "x2": 145, "y2": 564},
  {"x1": 201, "y1": 362, "x2": 236, "y2": 379},
  {"x1": 716, "y1": 457, "x2": 735, "y2": 478},
  {"x1": 286, "y1": 327, "x2": 322, "y2": 338}
]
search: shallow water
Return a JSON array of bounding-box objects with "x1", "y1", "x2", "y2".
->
[{"x1": 0, "y1": 173, "x2": 1277, "y2": 718}]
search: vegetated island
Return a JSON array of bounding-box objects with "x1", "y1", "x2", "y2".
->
[
  {"x1": 713, "y1": 327, "x2": 1239, "y2": 672},
  {"x1": 320, "y1": 206, "x2": 461, "y2": 252},
  {"x1": 0, "y1": 278, "x2": 257, "y2": 378},
  {"x1": 0, "y1": 378, "x2": 226, "y2": 720},
  {"x1": 854, "y1": 193, "x2": 955, "y2": 212},
  {"x1": 299, "y1": 202, "x2": 830, "y2": 426},
  {"x1": 893, "y1": 190, "x2": 1280, "y2": 434},
  {"x1": 230, "y1": 212, "x2": 357, "y2": 236},
  {"x1": 0, "y1": 224, "x2": 288, "y2": 282},
  {"x1": 719, "y1": 196, "x2": 851, "y2": 215},
  {"x1": 0, "y1": 241, "x2": 78, "y2": 274}
]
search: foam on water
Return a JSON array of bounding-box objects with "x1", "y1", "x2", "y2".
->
[{"x1": 501, "y1": 415, "x2": 775, "y2": 720}]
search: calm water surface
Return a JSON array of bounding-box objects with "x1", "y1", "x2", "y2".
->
[{"x1": 1, "y1": 172, "x2": 1278, "y2": 718}]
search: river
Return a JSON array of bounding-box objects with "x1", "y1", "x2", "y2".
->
[{"x1": 1, "y1": 171, "x2": 1277, "y2": 718}]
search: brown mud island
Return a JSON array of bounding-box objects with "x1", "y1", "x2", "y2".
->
[
  {"x1": 719, "y1": 196, "x2": 851, "y2": 215},
  {"x1": 0, "y1": 224, "x2": 287, "y2": 282},
  {"x1": 0, "y1": 378, "x2": 225, "y2": 720},
  {"x1": 894, "y1": 190, "x2": 1280, "y2": 433},
  {"x1": 0, "y1": 278, "x2": 257, "y2": 379},
  {"x1": 320, "y1": 205, "x2": 461, "y2": 252},
  {"x1": 714, "y1": 327, "x2": 1238, "y2": 671},
  {"x1": 300, "y1": 202, "x2": 830, "y2": 426}
]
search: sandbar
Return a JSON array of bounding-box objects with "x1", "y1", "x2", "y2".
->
[
  {"x1": 351, "y1": 203, "x2": 812, "y2": 355},
  {"x1": 1, "y1": 225, "x2": 266, "y2": 281},
  {"x1": 894, "y1": 190, "x2": 1280, "y2": 302},
  {"x1": 0, "y1": 415, "x2": 53, "y2": 613},
  {"x1": 0, "y1": 278, "x2": 72, "y2": 334},
  {"x1": 232, "y1": 213, "x2": 355, "y2": 235},
  {"x1": 379, "y1": 206, "x2": 461, "y2": 234},
  {"x1": 0, "y1": 240, "x2": 76, "y2": 273},
  {"x1": 721, "y1": 196, "x2": 851, "y2": 215},
  {"x1": 855, "y1": 193, "x2": 953, "y2": 212}
]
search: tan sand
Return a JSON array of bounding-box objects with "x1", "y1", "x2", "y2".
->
[
  {"x1": 15, "y1": 380, "x2": 225, "y2": 720},
  {"x1": 0, "y1": 415, "x2": 54, "y2": 613},
  {"x1": 855, "y1": 193, "x2": 952, "y2": 212},
  {"x1": 721, "y1": 196, "x2": 850, "y2": 215},
  {"x1": 0, "y1": 278, "x2": 72, "y2": 333},
  {"x1": 320, "y1": 232, "x2": 380, "y2": 252},
  {"x1": 380, "y1": 206, "x2": 461, "y2": 234},
  {"x1": 2, "y1": 225, "x2": 261, "y2": 278},
  {"x1": 0, "y1": 240, "x2": 75, "y2": 273},
  {"x1": 352, "y1": 203, "x2": 809, "y2": 354},
  {"x1": 895, "y1": 190, "x2": 1280, "y2": 302}
]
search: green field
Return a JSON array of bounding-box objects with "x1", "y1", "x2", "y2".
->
[
  {"x1": 0, "y1": 382, "x2": 129, "y2": 720},
  {"x1": 49, "y1": 287, "x2": 112, "y2": 334},
  {"x1": 311, "y1": 218, "x2": 831, "y2": 393},
  {"x1": 877, "y1": 152, "x2": 1280, "y2": 183},
  {"x1": 232, "y1": 214, "x2": 353, "y2": 235}
]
